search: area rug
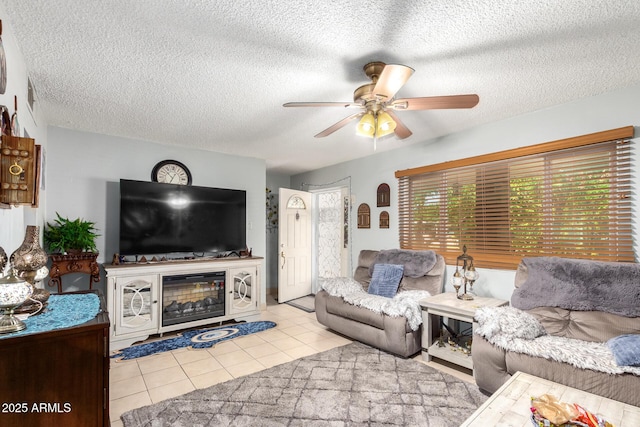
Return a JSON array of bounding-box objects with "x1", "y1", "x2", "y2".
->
[
  {"x1": 121, "y1": 341, "x2": 487, "y2": 426},
  {"x1": 111, "y1": 321, "x2": 276, "y2": 361},
  {"x1": 285, "y1": 294, "x2": 315, "y2": 313}
]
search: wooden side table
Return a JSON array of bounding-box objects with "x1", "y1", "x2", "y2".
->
[
  {"x1": 48, "y1": 252, "x2": 101, "y2": 293},
  {"x1": 420, "y1": 292, "x2": 508, "y2": 370}
]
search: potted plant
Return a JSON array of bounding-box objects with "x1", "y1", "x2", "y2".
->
[
  {"x1": 43, "y1": 212, "x2": 100, "y2": 254},
  {"x1": 43, "y1": 213, "x2": 101, "y2": 293}
]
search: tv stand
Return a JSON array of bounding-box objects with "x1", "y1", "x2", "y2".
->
[{"x1": 104, "y1": 257, "x2": 263, "y2": 351}]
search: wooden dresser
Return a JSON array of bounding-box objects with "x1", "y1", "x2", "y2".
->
[{"x1": 0, "y1": 290, "x2": 110, "y2": 427}]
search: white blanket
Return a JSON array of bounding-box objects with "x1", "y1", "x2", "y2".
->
[
  {"x1": 474, "y1": 306, "x2": 640, "y2": 376},
  {"x1": 319, "y1": 277, "x2": 430, "y2": 331}
]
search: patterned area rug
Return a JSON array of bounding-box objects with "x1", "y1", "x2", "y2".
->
[
  {"x1": 111, "y1": 321, "x2": 276, "y2": 361},
  {"x1": 121, "y1": 341, "x2": 487, "y2": 426},
  {"x1": 285, "y1": 294, "x2": 315, "y2": 313}
]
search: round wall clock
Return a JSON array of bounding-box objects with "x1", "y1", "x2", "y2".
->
[{"x1": 151, "y1": 160, "x2": 192, "y2": 185}]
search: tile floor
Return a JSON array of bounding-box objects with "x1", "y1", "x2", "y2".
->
[{"x1": 109, "y1": 295, "x2": 473, "y2": 426}]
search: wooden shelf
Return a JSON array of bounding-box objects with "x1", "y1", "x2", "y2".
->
[{"x1": 427, "y1": 341, "x2": 473, "y2": 370}]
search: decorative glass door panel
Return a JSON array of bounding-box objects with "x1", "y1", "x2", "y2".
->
[
  {"x1": 116, "y1": 275, "x2": 159, "y2": 334},
  {"x1": 229, "y1": 267, "x2": 256, "y2": 314}
]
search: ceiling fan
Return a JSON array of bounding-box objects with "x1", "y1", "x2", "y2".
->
[{"x1": 283, "y1": 61, "x2": 479, "y2": 140}]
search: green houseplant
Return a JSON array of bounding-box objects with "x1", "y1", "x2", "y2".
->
[{"x1": 43, "y1": 213, "x2": 100, "y2": 254}]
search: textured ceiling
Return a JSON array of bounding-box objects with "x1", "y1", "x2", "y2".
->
[{"x1": 2, "y1": 1, "x2": 640, "y2": 175}]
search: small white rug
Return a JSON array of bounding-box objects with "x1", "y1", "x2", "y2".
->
[{"x1": 286, "y1": 294, "x2": 315, "y2": 313}]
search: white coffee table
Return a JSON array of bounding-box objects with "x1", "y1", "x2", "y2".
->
[
  {"x1": 461, "y1": 371, "x2": 640, "y2": 426},
  {"x1": 420, "y1": 292, "x2": 508, "y2": 370}
]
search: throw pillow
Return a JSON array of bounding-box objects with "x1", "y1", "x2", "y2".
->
[
  {"x1": 607, "y1": 334, "x2": 640, "y2": 367},
  {"x1": 474, "y1": 306, "x2": 547, "y2": 340},
  {"x1": 320, "y1": 277, "x2": 364, "y2": 297},
  {"x1": 367, "y1": 264, "x2": 404, "y2": 298}
]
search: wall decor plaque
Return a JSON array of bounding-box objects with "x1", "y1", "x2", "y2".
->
[
  {"x1": 357, "y1": 203, "x2": 370, "y2": 229},
  {"x1": 0, "y1": 135, "x2": 36, "y2": 205},
  {"x1": 379, "y1": 211, "x2": 389, "y2": 229},
  {"x1": 377, "y1": 183, "x2": 390, "y2": 207}
]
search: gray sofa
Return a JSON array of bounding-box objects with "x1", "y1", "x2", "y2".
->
[
  {"x1": 315, "y1": 249, "x2": 445, "y2": 357},
  {"x1": 472, "y1": 257, "x2": 640, "y2": 406}
]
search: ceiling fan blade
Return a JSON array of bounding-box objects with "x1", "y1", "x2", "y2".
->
[
  {"x1": 314, "y1": 112, "x2": 363, "y2": 138},
  {"x1": 283, "y1": 101, "x2": 361, "y2": 108},
  {"x1": 373, "y1": 64, "x2": 415, "y2": 100},
  {"x1": 391, "y1": 94, "x2": 479, "y2": 110},
  {"x1": 385, "y1": 110, "x2": 412, "y2": 139}
]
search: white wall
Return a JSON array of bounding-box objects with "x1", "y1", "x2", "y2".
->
[
  {"x1": 0, "y1": 6, "x2": 48, "y2": 263},
  {"x1": 291, "y1": 83, "x2": 640, "y2": 301},
  {"x1": 46, "y1": 127, "x2": 267, "y2": 299}
]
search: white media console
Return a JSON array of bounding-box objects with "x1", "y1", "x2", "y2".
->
[{"x1": 104, "y1": 257, "x2": 263, "y2": 351}]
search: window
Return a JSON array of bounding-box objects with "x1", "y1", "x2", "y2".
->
[
  {"x1": 396, "y1": 127, "x2": 634, "y2": 269},
  {"x1": 286, "y1": 195, "x2": 306, "y2": 210}
]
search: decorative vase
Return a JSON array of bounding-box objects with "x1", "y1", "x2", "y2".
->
[
  {"x1": 10, "y1": 226, "x2": 48, "y2": 272},
  {"x1": 0, "y1": 245, "x2": 7, "y2": 275}
]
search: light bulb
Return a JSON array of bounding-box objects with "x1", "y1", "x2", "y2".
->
[
  {"x1": 356, "y1": 112, "x2": 376, "y2": 137},
  {"x1": 451, "y1": 270, "x2": 463, "y2": 286},
  {"x1": 376, "y1": 111, "x2": 396, "y2": 137}
]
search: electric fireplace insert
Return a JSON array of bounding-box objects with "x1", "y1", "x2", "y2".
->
[{"x1": 162, "y1": 271, "x2": 225, "y2": 327}]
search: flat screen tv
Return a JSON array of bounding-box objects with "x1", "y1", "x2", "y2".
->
[{"x1": 119, "y1": 179, "x2": 246, "y2": 257}]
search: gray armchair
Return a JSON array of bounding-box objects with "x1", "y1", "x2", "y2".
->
[{"x1": 315, "y1": 249, "x2": 445, "y2": 357}]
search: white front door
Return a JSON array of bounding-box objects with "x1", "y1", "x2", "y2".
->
[{"x1": 277, "y1": 188, "x2": 312, "y2": 303}]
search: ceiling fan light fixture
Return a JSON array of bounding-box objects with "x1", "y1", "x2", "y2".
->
[
  {"x1": 356, "y1": 112, "x2": 376, "y2": 137},
  {"x1": 377, "y1": 111, "x2": 396, "y2": 136}
]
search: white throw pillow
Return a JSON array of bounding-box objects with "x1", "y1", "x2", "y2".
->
[{"x1": 474, "y1": 306, "x2": 546, "y2": 340}]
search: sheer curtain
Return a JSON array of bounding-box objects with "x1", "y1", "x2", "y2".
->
[
  {"x1": 302, "y1": 177, "x2": 351, "y2": 293},
  {"x1": 317, "y1": 190, "x2": 343, "y2": 279}
]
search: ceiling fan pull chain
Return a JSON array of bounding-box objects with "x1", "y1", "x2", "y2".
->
[{"x1": 374, "y1": 114, "x2": 378, "y2": 151}]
